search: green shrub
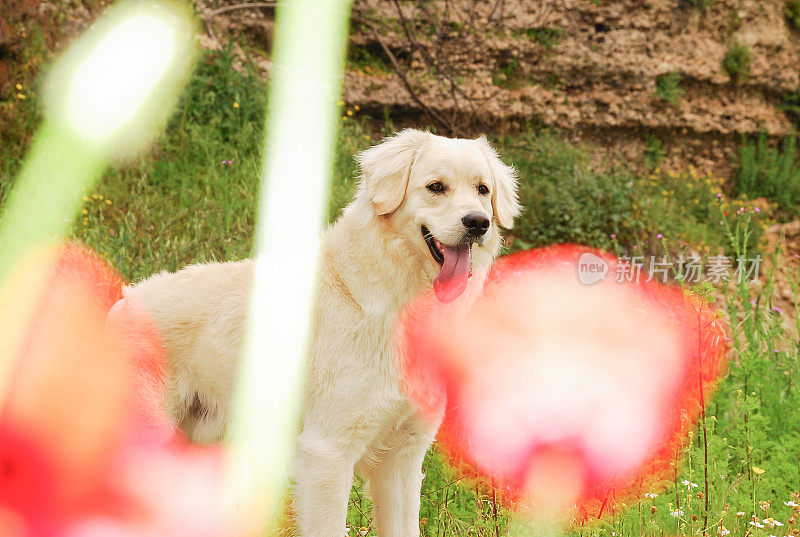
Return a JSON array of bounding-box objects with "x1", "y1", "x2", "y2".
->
[
  {"x1": 723, "y1": 41, "x2": 752, "y2": 81},
  {"x1": 644, "y1": 135, "x2": 665, "y2": 169},
  {"x1": 736, "y1": 132, "x2": 800, "y2": 216},
  {"x1": 522, "y1": 27, "x2": 564, "y2": 50},
  {"x1": 498, "y1": 130, "x2": 766, "y2": 255},
  {"x1": 786, "y1": 0, "x2": 800, "y2": 31},
  {"x1": 654, "y1": 71, "x2": 685, "y2": 105}
]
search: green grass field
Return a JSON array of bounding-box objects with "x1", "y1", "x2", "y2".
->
[{"x1": 2, "y1": 41, "x2": 800, "y2": 537}]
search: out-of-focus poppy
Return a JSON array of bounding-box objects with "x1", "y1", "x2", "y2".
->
[
  {"x1": 398, "y1": 245, "x2": 728, "y2": 523},
  {"x1": 0, "y1": 243, "x2": 228, "y2": 537}
]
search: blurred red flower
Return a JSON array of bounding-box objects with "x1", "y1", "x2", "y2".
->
[
  {"x1": 0, "y1": 243, "x2": 228, "y2": 537},
  {"x1": 397, "y1": 244, "x2": 728, "y2": 524}
]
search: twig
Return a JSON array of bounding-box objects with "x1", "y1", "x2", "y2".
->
[{"x1": 351, "y1": 13, "x2": 460, "y2": 135}]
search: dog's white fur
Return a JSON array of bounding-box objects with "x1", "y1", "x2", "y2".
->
[{"x1": 108, "y1": 129, "x2": 519, "y2": 537}]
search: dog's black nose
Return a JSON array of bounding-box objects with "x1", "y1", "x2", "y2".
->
[{"x1": 462, "y1": 212, "x2": 490, "y2": 237}]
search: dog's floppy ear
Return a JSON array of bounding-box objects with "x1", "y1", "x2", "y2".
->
[
  {"x1": 357, "y1": 129, "x2": 430, "y2": 215},
  {"x1": 477, "y1": 135, "x2": 520, "y2": 229}
]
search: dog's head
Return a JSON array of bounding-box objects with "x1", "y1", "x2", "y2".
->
[{"x1": 357, "y1": 128, "x2": 520, "y2": 302}]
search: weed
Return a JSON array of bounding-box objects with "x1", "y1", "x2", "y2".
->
[
  {"x1": 654, "y1": 70, "x2": 685, "y2": 106},
  {"x1": 723, "y1": 41, "x2": 752, "y2": 82}
]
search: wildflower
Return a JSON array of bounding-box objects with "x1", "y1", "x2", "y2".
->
[
  {"x1": 233, "y1": 102, "x2": 240, "y2": 109},
  {"x1": 761, "y1": 501, "x2": 771, "y2": 511},
  {"x1": 750, "y1": 521, "x2": 765, "y2": 528},
  {"x1": 610, "y1": 234, "x2": 616, "y2": 239},
  {"x1": 105, "y1": 199, "x2": 112, "y2": 205},
  {"x1": 719, "y1": 527, "x2": 730, "y2": 536},
  {"x1": 644, "y1": 492, "x2": 658, "y2": 499},
  {"x1": 15, "y1": 83, "x2": 23, "y2": 90},
  {"x1": 717, "y1": 193, "x2": 722, "y2": 198},
  {"x1": 755, "y1": 207, "x2": 761, "y2": 213},
  {"x1": 81, "y1": 209, "x2": 89, "y2": 215},
  {"x1": 347, "y1": 109, "x2": 353, "y2": 117},
  {"x1": 83, "y1": 196, "x2": 90, "y2": 202},
  {"x1": 337, "y1": 100, "x2": 345, "y2": 106},
  {"x1": 737, "y1": 512, "x2": 745, "y2": 518},
  {"x1": 354, "y1": 105, "x2": 361, "y2": 111},
  {"x1": 17, "y1": 93, "x2": 26, "y2": 100},
  {"x1": 785, "y1": 501, "x2": 800, "y2": 508},
  {"x1": 344, "y1": 527, "x2": 350, "y2": 535},
  {"x1": 764, "y1": 518, "x2": 775, "y2": 527},
  {"x1": 364, "y1": 134, "x2": 371, "y2": 140},
  {"x1": 775, "y1": 521, "x2": 784, "y2": 527},
  {"x1": 359, "y1": 528, "x2": 368, "y2": 536},
  {"x1": 656, "y1": 233, "x2": 663, "y2": 239},
  {"x1": 771, "y1": 306, "x2": 782, "y2": 314},
  {"x1": 83, "y1": 218, "x2": 88, "y2": 226},
  {"x1": 670, "y1": 509, "x2": 684, "y2": 518}
]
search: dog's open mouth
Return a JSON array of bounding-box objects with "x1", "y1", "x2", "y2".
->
[{"x1": 421, "y1": 226, "x2": 472, "y2": 303}]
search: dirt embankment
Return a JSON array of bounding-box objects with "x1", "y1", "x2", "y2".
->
[{"x1": 204, "y1": 0, "x2": 800, "y2": 181}]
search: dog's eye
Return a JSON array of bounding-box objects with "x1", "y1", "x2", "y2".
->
[
  {"x1": 426, "y1": 182, "x2": 446, "y2": 193},
  {"x1": 477, "y1": 184, "x2": 490, "y2": 195}
]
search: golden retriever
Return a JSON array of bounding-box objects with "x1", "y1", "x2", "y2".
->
[{"x1": 107, "y1": 128, "x2": 520, "y2": 537}]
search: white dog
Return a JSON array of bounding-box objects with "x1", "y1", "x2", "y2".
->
[{"x1": 108, "y1": 128, "x2": 520, "y2": 537}]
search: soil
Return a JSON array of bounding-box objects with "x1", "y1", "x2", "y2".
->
[{"x1": 196, "y1": 0, "x2": 800, "y2": 183}]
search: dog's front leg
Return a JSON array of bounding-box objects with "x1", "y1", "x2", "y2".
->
[
  {"x1": 369, "y1": 416, "x2": 439, "y2": 537},
  {"x1": 294, "y1": 430, "x2": 361, "y2": 537}
]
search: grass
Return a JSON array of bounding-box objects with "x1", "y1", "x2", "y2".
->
[
  {"x1": 1, "y1": 38, "x2": 798, "y2": 537},
  {"x1": 736, "y1": 132, "x2": 800, "y2": 219}
]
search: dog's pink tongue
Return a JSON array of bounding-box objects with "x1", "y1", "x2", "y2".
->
[{"x1": 433, "y1": 244, "x2": 472, "y2": 303}]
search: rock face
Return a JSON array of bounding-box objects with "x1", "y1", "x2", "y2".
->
[
  {"x1": 201, "y1": 0, "x2": 800, "y2": 179},
  {"x1": 338, "y1": 0, "x2": 800, "y2": 179}
]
